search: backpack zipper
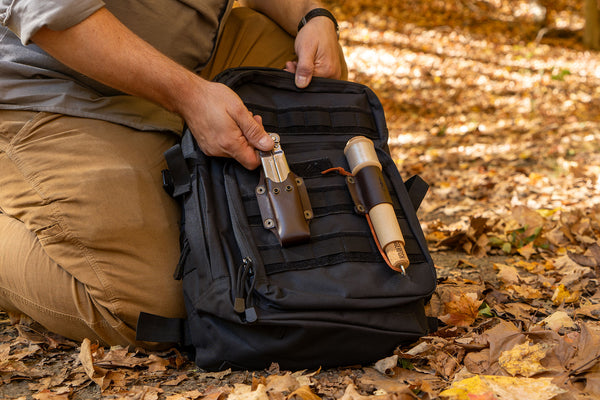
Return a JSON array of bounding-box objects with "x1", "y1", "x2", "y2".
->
[
  {"x1": 223, "y1": 167, "x2": 262, "y2": 323},
  {"x1": 234, "y1": 257, "x2": 257, "y2": 323}
]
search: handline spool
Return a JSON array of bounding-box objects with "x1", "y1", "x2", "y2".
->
[{"x1": 344, "y1": 136, "x2": 409, "y2": 272}]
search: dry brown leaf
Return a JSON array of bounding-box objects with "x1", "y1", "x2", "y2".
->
[
  {"x1": 146, "y1": 354, "x2": 170, "y2": 372},
  {"x1": 202, "y1": 390, "x2": 228, "y2": 400},
  {"x1": 359, "y1": 367, "x2": 418, "y2": 397},
  {"x1": 463, "y1": 350, "x2": 490, "y2": 374},
  {"x1": 516, "y1": 242, "x2": 536, "y2": 259},
  {"x1": 496, "y1": 302, "x2": 539, "y2": 320},
  {"x1": 165, "y1": 390, "x2": 204, "y2": 400},
  {"x1": 162, "y1": 373, "x2": 189, "y2": 386},
  {"x1": 568, "y1": 322, "x2": 600, "y2": 375},
  {"x1": 539, "y1": 311, "x2": 576, "y2": 331},
  {"x1": 339, "y1": 383, "x2": 414, "y2": 400},
  {"x1": 78, "y1": 338, "x2": 108, "y2": 389},
  {"x1": 287, "y1": 385, "x2": 322, "y2": 400},
  {"x1": 439, "y1": 292, "x2": 483, "y2": 327},
  {"x1": 199, "y1": 368, "x2": 232, "y2": 380},
  {"x1": 373, "y1": 355, "x2": 398, "y2": 375},
  {"x1": 575, "y1": 302, "x2": 600, "y2": 320},
  {"x1": 228, "y1": 383, "x2": 269, "y2": 400},
  {"x1": 504, "y1": 284, "x2": 543, "y2": 300},
  {"x1": 494, "y1": 263, "x2": 520, "y2": 285},
  {"x1": 265, "y1": 373, "x2": 300, "y2": 394},
  {"x1": 32, "y1": 388, "x2": 72, "y2": 400}
]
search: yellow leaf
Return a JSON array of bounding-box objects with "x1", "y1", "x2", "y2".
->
[
  {"x1": 498, "y1": 340, "x2": 549, "y2": 377},
  {"x1": 536, "y1": 208, "x2": 560, "y2": 218},
  {"x1": 551, "y1": 284, "x2": 580, "y2": 305},
  {"x1": 439, "y1": 375, "x2": 566, "y2": 400}
]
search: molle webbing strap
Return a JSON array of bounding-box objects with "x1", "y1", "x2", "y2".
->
[{"x1": 246, "y1": 104, "x2": 378, "y2": 137}]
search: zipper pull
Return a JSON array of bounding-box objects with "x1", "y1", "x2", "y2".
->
[
  {"x1": 234, "y1": 298, "x2": 246, "y2": 314},
  {"x1": 244, "y1": 260, "x2": 257, "y2": 323},
  {"x1": 234, "y1": 258, "x2": 253, "y2": 315},
  {"x1": 173, "y1": 239, "x2": 190, "y2": 280},
  {"x1": 245, "y1": 307, "x2": 257, "y2": 323}
]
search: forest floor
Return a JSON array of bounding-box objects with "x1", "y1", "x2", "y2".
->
[{"x1": 2, "y1": 0, "x2": 600, "y2": 399}]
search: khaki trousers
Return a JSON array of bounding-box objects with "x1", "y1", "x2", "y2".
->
[{"x1": 0, "y1": 8, "x2": 302, "y2": 347}]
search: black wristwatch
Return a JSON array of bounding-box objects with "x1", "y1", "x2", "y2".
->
[{"x1": 297, "y1": 8, "x2": 339, "y2": 38}]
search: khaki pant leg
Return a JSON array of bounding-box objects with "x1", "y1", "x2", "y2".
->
[
  {"x1": 201, "y1": 7, "x2": 348, "y2": 80},
  {"x1": 0, "y1": 110, "x2": 185, "y2": 347}
]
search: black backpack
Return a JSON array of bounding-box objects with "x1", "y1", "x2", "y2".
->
[{"x1": 137, "y1": 68, "x2": 437, "y2": 371}]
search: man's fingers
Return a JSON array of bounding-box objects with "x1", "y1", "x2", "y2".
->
[
  {"x1": 236, "y1": 109, "x2": 273, "y2": 151},
  {"x1": 231, "y1": 143, "x2": 261, "y2": 170},
  {"x1": 284, "y1": 61, "x2": 297, "y2": 74}
]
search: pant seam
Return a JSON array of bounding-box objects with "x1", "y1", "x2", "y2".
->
[
  {"x1": 0, "y1": 286, "x2": 114, "y2": 329},
  {"x1": 2, "y1": 114, "x2": 120, "y2": 319}
]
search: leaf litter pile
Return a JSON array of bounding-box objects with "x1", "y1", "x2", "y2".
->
[{"x1": 2, "y1": 0, "x2": 600, "y2": 399}]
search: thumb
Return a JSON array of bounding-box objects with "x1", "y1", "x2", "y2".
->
[{"x1": 295, "y1": 53, "x2": 315, "y2": 88}]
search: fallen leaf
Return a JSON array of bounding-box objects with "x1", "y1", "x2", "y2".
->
[
  {"x1": 439, "y1": 292, "x2": 483, "y2": 327},
  {"x1": 439, "y1": 375, "x2": 566, "y2": 400},
  {"x1": 494, "y1": 263, "x2": 520, "y2": 285},
  {"x1": 551, "y1": 284, "x2": 580, "y2": 305},
  {"x1": 288, "y1": 385, "x2": 322, "y2": 400},
  {"x1": 162, "y1": 373, "x2": 188, "y2": 386},
  {"x1": 575, "y1": 302, "x2": 600, "y2": 320},
  {"x1": 373, "y1": 354, "x2": 398, "y2": 375},
  {"x1": 265, "y1": 373, "x2": 299, "y2": 393},
  {"x1": 539, "y1": 311, "x2": 576, "y2": 331},
  {"x1": 146, "y1": 353, "x2": 170, "y2": 372},
  {"x1": 165, "y1": 390, "x2": 204, "y2": 400},
  {"x1": 498, "y1": 340, "x2": 550, "y2": 377},
  {"x1": 78, "y1": 338, "x2": 108, "y2": 389},
  {"x1": 228, "y1": 383, "x2": 269, "y2": 400}
]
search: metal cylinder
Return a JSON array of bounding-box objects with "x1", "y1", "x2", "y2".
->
[{"x1": 344, "y1": 136, "x2": 381, "y2": 175}]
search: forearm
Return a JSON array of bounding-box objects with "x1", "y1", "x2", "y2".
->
[
  {"x1": 31, "y1": 6, "x2": 272, "y2": 169},
  {"x1": 239, "y1": 0, "x2": 322, "y2": 36},
  {"x1": 31, "y1": 7, "x2": 199, "y2": 118}
]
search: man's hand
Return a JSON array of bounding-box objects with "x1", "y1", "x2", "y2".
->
[
  {"x1": 178, "y1": 80, "x2": 273, "y2": 169},
  {"x1": 239, "y1": 0, "x2": 346, "y2": 89},
  {"x1": 284, "y1": 15, "x2": 343, "y2": 88}
]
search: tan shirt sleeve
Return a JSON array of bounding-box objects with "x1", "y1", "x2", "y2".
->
[{"x1": 1, "y1": 0, "x2": 105, "y2": 44}]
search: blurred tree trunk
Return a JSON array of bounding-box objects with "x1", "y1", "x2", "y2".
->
[{"x1": 584, "y1": 0, "x2": 600, "y2": 49}]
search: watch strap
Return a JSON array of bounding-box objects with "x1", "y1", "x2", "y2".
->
[{"x1": 297, "y1": 8, "x2": 339, "y2": 38}]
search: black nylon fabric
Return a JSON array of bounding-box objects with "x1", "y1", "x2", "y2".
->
[{"x1": 138, "y1": 68, "x2": 437, "y2": 370}]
